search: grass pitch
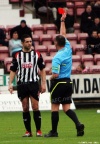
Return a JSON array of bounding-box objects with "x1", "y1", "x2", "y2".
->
[{"x1": 0, "y1": 109, "x2": 100, "y2": 144}]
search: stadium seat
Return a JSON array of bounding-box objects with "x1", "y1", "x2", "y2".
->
[
  {"x1": 32, "y1": 24, "x2": 44, "y2": 36},
  {"x1": 82, "y1": 54, "x2": 94, "y2": 67},
  {"x1": 66, "y1": 2, "x2": 74, "y2": 8},
  {"x1": 40, "y1": 34, "x2": 52, "y2": 46},
  {"x1": 35, "y1": 45, "x2": 47, "y2": 52},
  {"x1": 71, "y1": 66, "x2": 77, "y2": 74},
  {"x1": 75, "y1": 2, "x2": 85, "y2": 8},
  {"x1": 94, "y1": 54, "x2": 100, "y2": 65},
  {"x1": 73, "y1": 23, "x2": 81, "y2": 34},
  {"x1": 44, "y1": 24, "x2": 57, "y2": 36},
  {"x1": 4, "y1": 57, "x2": 12, "y2": 73},
  {"x1": 72, "y1": 55, "x2": 81, "y2": 67},
  {"x1": 35, "y1": 45, "x2": 48, "y2": 57},
  {"x1": 78, "y1": 33, "x2": 88, "y2": 45},
  {"x1": 6, "y1": 25, "x2": 16, "y2": 34},
  {"x1": 67, "y1": 8, "x2": 74, "y2": 16},
  {"x1": 0, "y1": 46, "x2": 9, "y2": 61},
  {"x1": 50, "y1": 52, "x2": 56, "y2": 57},
  {"x1": 44, "y1": 56, "x2": 53, "y2": 63},
  {"x1": 9, "y1": 0, "x2": 21, "y2": 6},
  {"x1": 32, "y1": 34, "x2": 40, "y2": 46},
  {"x1": 90, "y1": 65, "x2": 100, "y2": 74},
  {"x1": 73, "y1": 44, "x2": 85, "y2": 56},
  {"x1": 66, "y1": 33, "x2": 77, "y2": 47},
  {"x1": 40, "y1": 52, "x2": 47, "y2": 58},
  {"x1": 0, "y1": 25, "x2": 6, "y2": 33},
  {"x1": 23, "y1": 0, "x2": 33, "y2": 6},
  {"x1": 47, "y1": 45, "x2": 56, "y2": 55},
  {"x1": 76, "y1": 8, "x2": 85, "y2": 17}
]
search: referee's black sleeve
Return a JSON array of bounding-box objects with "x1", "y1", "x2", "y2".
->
[
  {"x1": 10, "y1": 53, "x2": 18, "y2": 72},
  {"x1": 37, "y1": 53, "x2": 45, "y2": 70}
]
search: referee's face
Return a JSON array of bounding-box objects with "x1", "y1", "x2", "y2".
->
[{"x1": 22, "y1": 37, "x2": 32, "y2": 51}]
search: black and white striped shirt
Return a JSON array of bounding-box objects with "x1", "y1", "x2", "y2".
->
[{"x1": 10, "y1": 50, "x2": 45, "y2": 82}]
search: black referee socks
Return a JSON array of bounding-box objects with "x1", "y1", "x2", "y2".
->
[
  {"x1": 33, "y1": 110, "x2": 41, "y2": 131},
  {"x1": 51, "y1": 111, "x2": 59, "y2": 133},
  {"x1": 23, "y1": 111, "x2": 31, "y2": 133},
  {"x1": 66, "y1": 109, "x2": 80, "y2": 126}
]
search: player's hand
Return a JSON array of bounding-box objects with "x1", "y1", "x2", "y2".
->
[
  {"x1": 40, "y1": 83, "x2": 46, "y2": 94},
  {"x1": 8, "y1": 84, "x2": 13, "y2": 94},
  {"x1": 61, "y1": 12, "x2": 67, "y2": 21}
]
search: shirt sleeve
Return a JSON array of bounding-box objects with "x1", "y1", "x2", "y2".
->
[
  {"x1": 52, "y1": 57, "x2": 61, "y2": 74},
  {"x1": 37, "y1": 52, "x2": 45, "y2": 70},
  {"x1": 10, "y1": 53, "x2": 18, "y2": 72}
]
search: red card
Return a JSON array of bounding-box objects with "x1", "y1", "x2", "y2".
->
[{"x1": 58, "y1": 8, "x2": 65, "y2": 14}]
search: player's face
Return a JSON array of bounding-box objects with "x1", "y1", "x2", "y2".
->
[{"x1": 22, "y1": 37, "x2": 32, "y2": 51}]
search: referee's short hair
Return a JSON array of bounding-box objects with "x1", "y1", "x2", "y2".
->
[
  {"x1": 55, "y1": 35, "x2": 66, "y2": 47},
  {"x1": 21, "y1": 34, "x2": 31, "y2": 42}
]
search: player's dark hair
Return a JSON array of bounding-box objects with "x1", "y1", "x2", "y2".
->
[
  {"x1": 21, "y1": 34, "x2": 31, "y2": 42},
  {"x1": 55, "y1": 35, "x2": 66, "y2": 47}
]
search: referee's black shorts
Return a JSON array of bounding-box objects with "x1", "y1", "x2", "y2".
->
[
  {"x1": 17, "y1": 81, "x2": 39, "y2": 101},
  {"x1": 50, "y1": 78, "x2": 73, "y2": 104}
]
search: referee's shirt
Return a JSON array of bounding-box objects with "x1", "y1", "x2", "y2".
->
[
  {"x1": 52, "y1": 39, "x2": 72, "y2": 79},
  {"x1": 10, "y1": 49, "x2": 45, "y2": 82}
]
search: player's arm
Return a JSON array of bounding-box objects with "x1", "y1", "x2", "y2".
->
[
  {"x1": 37, "y1": 52, "x2": 46, "y2": 93},
  {"x1": 50, "y1": 58, "x2": 60, "y2": 80},
  {"x1": 8, "y1": 71, "x2": 16, "y2": 94},
  {"x1": 60, "y1": 13, "x2": 67, "y2": 37},
  {"x1": 8, "y1": 54, "x2": 18, "y2": 94},
  {"x1": 40, "y1": 68, "x2": 46, "y2": 93}
]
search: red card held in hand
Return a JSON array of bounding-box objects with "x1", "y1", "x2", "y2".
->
[{"x1": 58, "y1": 8, "x2": 65, "y2": 14}]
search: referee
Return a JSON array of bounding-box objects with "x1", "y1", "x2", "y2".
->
[
  {"x1": 8, "y1": 34, "x2": 46, "y2": 137},
  {"x1": 44, "y1": 12, "x2": 84, "y2": 137}
]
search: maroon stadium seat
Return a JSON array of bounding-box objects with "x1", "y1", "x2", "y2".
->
[
  {"x1": 40, "y1": 34, "x2": 52, "y2": 46},
  {"x1": 23, "y1": 0, "x2": 33, "y2": 5},
  {"x1": 47, "y1": 45, "x2": 56, "y2": 55},
  {"x1": 94, "y1": 54, "x2": 100, "y2": 65},
  {"x1": 82, "y1": 54, "x2": 94, "y2": 67},
  {"x1": 66, "y1": 33, "x2": 77, "y2": 47},
  {"x1": 72, "y1": 55, "x2": 81, "y2": 67},
  {"x1": 75, "y1": 2, "x2": 85, "y2": 8},
  {"x1": 90, "y1": 65, "x2": 100, "y2": 74},
  {"x1": 66, "y1": 2, "x2": 74, "y2": 8},
  {"x1": 44, "y1": 56, "x2": 53, "y2": 63},
  {"x1": 73, "y1": 44, "x2": 85, "y2": 56},
  {"x1": 9, "y1": 0, "x2": 21, "y2": 6},
  {"x1": 76, "y1": 8, "x2": 85, "y2": 17},
  {"x1": 78, "y1": 33, "x2": 88, "y2": 45},
  {"x1": 0, "y1": 25, "x2": 6, "y2": 33},
  {"x1": 6, "y1": 25, "x2": 16, "y2": 35},
  {"x1": 73, "y1": 23, "x2": 81, "y2": 34},
  {"x1": 50, "y1": 52, "x2": 56, "y2": 57},
  {"x1": 71, "y1": 66, "x2": 77, "y2": 74},
  {"x1": 4, "y1": 57, "x2": 12, "y2": 73},
  {"x1": 35, "y1": 45, "x2": 48, "y2": 57},
  {"x1": 32, "y1": 34, "x2": 40, "y2": 46},
  {"x1": 67, "y1": 8, "x2": 74, "y2": 16},
  {"x1": 32, "y1": 24, "x2": 44, "y2": 36},
  {"x1": 44, "y1": 24, "x2": 57, "y2": 36},
  {"x1": 0, "y1": 46, "x2": 9, "y2": 61}
]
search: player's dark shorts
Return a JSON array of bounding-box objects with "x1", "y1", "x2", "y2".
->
[
  {"x1": 50, "y1": 78, "x2": 73, "y2": 104},
  {"x1": 17, "y1": 81, "x2": 39, "y2": 101}
]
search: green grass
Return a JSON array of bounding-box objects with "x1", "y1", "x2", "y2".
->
[{"x1": 0, "y1": 109, "x2": 100, "y2": 144}]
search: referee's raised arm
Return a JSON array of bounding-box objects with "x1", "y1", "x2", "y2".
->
[{"x1": 60, "y1": 12, "x2": 67, "y2": 37}]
